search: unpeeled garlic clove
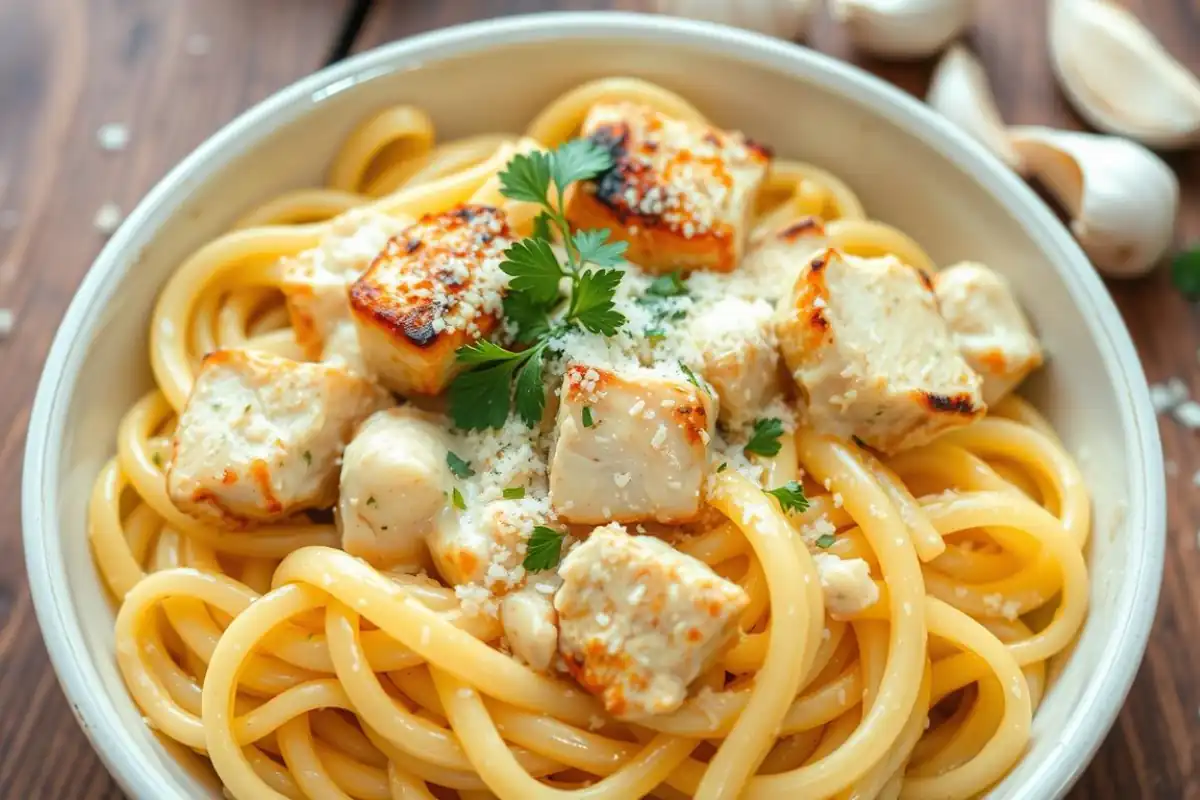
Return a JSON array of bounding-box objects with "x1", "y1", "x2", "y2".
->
[
  {"x1": 1050, "y1": 0, "x2": 1200, "y2": 150},
  {"x1": 926, "y1": 45, "x2": 1022, "y2": 171},
  {"x1": 653, "y1": 0, "x2": 815, "y2": 40},
  {"x1": 829, "y1": 0, "x2": 975, "y2": 60},
  {"x1": 1010, "y1": 127, "x2": 1178, "y2": 278}
]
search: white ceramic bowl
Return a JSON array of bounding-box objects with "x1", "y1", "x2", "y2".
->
[{"x1": 23, "y1": 12, "x2": 1164, "y2": 800}]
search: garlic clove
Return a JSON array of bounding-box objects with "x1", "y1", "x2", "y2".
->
[
  {"x1": 829, "y1": 0, "x2": 975, "y2": 60},
  {"x1": 926, "y1": 45, "x2": 1022, "y2": 172},
  {"x1": 1049, "y1": 0, "x2": 1200, "y2": 150},
  {"x1": 653, "y1": 0, "x2": 815, "y2": 40},
  {"x1": 1010, "y1": 127, "x2": 1178, "y2": 278}
]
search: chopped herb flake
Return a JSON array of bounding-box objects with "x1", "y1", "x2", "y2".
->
[
  {"x1": 523, "y1": 526, "x2": 566, "y2": 571},
  {"x1": 446, "y1": 451, "x2": 475, "y2": 479},
  {"x1": 744, "y1": 417, "x2": 785, "y2": 457},
  {"x1": 765, "y1": 481, "x2": 809, "y2": 515}
]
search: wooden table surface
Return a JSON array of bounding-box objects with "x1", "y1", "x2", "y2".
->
[{"x1": 0, "y1": 1, "x2": 1196, "y2": 797}]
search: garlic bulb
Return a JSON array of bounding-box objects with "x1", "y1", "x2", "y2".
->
[
  {"x1": 829, "y1": 0, "x2": 975, "y2": 60},
  {"x1": 653, "y1": 0, "x2": 815, "y2": 40},
  {"x1": 1010, "y1": 127, "x2": 1178, "y2": 278},
  {"x1": 926, "y1": 45, "x2": 1022, "y2": 171},
  {"x1": 1049, "y1": 0, "x2": 1200, "y2": 150}
]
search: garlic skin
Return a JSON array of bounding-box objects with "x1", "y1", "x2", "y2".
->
[
  {"x1": 830, "y1": 0, "x2": 975, "y2": 60},
  {"x1": 653, "y1": 0, "x2": 815, "y2": 40},
  {"x1": 1010, "y1": 127, "x2": 1178, "y2": 278},
  {"x1": 1050, "y1": 0, "x2": 1200, "y2": 150},
  {"x1": 926, "y1": 45, "x2": 1022, "y2": 171}
]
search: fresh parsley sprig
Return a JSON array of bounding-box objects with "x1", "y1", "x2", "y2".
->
[
  {"x1": 765, "y1": 481, "x2": 810, "y2": 515},
  {"x1": 744, "y1": 418, "x2": 785, "y2": 457},
  {"x1": 523, "y1": 526, "x2": 567, "y2": 571},
  {"x1": 448, "y1": 139, "x2": 629, "y2": 431}
]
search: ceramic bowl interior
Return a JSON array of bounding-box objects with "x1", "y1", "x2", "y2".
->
[{"x1": 23, "y1": 12, "x2": 1164, "y2": 800}]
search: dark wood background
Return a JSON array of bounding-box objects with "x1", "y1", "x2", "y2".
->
[{"x1": 0, "y1": 1, "x2": 1196, "y2": 797}]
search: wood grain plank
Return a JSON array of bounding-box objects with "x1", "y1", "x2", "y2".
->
[{"x1": 0, "y1": 0, "x2": 348, "y2": 796}]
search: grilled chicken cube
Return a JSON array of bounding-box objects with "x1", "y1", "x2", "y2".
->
[
  {"x1": 776, "y1": 249, "x2": 985, "y2": 454},
  {"x1": 320, "y1": 320, "x2": 370, "y2": 377},
  {"x1": 338, "y1": 407, "x2": 451, "y2": 567},
  {"x1": 280, "y1": 208, "x2": 407, "y2": 360},
  {"x1": 737, "y1": 216, "x2": 831, "y2": 303},
  {"x1": 500, "y1": 585, "x2": 559, "y2": 672},
  {"x1": 812, "y1": 553, "x2": 879, "y2": 617},
  {"x1": 166, "y1": 349, "x2": 391, "y2": 528},
  {"x1": 555, "y1": 524, "x2": 749, "y2": 719},
  {"x1": 428, "y1": 499, "x2": 538, "y2": 590},
  {"x1": 566, "y1": 103, "x2": 770, "y2": 274},
  {"x1": 349, "y1": 205, "x2": 513, "y2": 396},
  {"x1": 549, "y1": 365, "x2": 715, "y2": 525},
  {"x1": 688, "y1": 297, "x2": 780, "y2": 427},
  {"x1": 933, "y1": 262, "x2": 1044, "y2": 405}
]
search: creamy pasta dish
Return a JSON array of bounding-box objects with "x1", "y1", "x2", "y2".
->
[{"x1": 92, "y1": 77, "x2": 1090, "y2": 800}]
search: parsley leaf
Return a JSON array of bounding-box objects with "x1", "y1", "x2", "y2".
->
[
  {"x1": 531, "y1": 212, "x2": 553, "y2": 242},
  {"x1": 745, "y1": 418, "x2": 785, "y2": 457},
  {"x1": 513, "y1": 345, "x2": 547, "y2": 427},
  {"x1": 1171, "y1": 247, "x2": 1200, "y2": 299},
  {"x1": 572, "y1": 229, "x2": 628, "y2": 268},
  {"x1": 498, "y1": 150, "x2": 552, "y2": 204},
  {"x1": 645, "y1": 270, "x2": 687, "y2": 297},
  {"x1": 501, "y1": 237, "x2": 563, "y2": 305},
  {"x1": 452, "y1": 487, "x2": 466, "y2": 511},
  {"x1": 717, "y1": 462, "x2": 728, "y2": 473},
  {"x1": 456, "y1": 340, "x2": 523, "y2": 366},
  {"x1": 502, "y1": 292, "x2": 553, "y2": 344},
  {"x1": 815, "y1": 533, "x2": 836, "y2": 548},
  {"x1": 503, "y1": 487, "x2": 526, "y2": 500},
  {"x1": 446, "y1": 451, "x2": 475, "y2": 479},
  {"x1": 448, "y1": 359, "x2": 522, "y2": 430},
  {"x1": 581, "y1": 406, "x2": 594, "y2": 428},
  {"x1": 523, "y1": 526, "x2": 567, "y2": 571},
  {"x1": 765, "y1": 481, "x2": 810, "y2": 515},
  {"x1": 572, "y1": 268, "x2": 626, "y2": 334},
  {"x1": 550, "y1": 138, "x2": 613, "y2": 195}
]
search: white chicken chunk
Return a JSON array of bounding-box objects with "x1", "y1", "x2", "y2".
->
[
  {"x1": 167, "y1": 349, "x2": 391, "y2": 528},
  {"x1": 549, "y1": 365, "x2": 715, "y2": 525},
  {"x1": 349, "y1": 205, "x2": 513, "y2": 396},
  {"x1": 565, "y1": 103, "x2": 770, "y2": 274},
  {"x1": 687, "y1": 297, "x2": 779, "y2": 427},
  {"x1": 280, "y1": 208, "x2": 406, "y2": 360},
  {"x1": 812, "y1": 553, "x2": 879, "y2": 617},
  {"x1": 737, "y1": 216, "x2": 831, "y2": 303},
  {"x1": 555, "y1": 524, "x2": 749, "y2": 719},
  {"x1": 500, "y1": 585, "x2": 559, "y2": 672},
  {"x1": 776, "y1": 249, "x2": 985, "y2": 454},
  {"x1": 934, "y1": 262, "x2": 1044, "y2": 405},
  {"x1": 338, "y1": 407, "x2": 451, "y2": 568},
  {"x1": 428, "y1": 499, "x2": 536, "y2": 590}
]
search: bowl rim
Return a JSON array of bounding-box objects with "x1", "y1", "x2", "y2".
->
[{"x1": 22, "y1": 10, "x2": 1165, "y2": 800}]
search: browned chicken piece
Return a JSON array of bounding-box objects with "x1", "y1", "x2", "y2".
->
[
  {"x1": 349, "y1": 205, "x2": 514, "y2": 396},
  {"x1": 566, "y1": 103, "x2": 770, "y2": 274}
]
